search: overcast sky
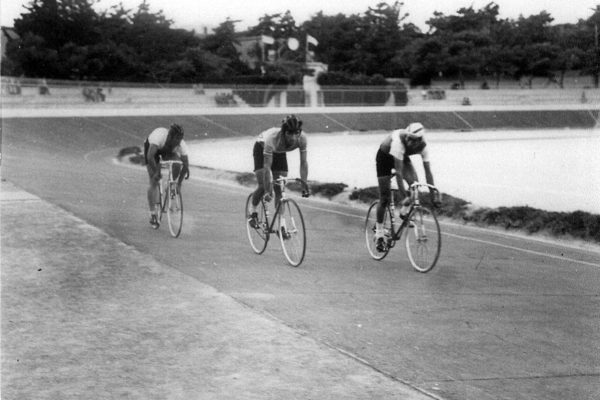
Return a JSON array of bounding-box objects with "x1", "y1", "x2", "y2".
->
[{"x1": 2, "y1": 0, "x2": 598, "y2": 32}]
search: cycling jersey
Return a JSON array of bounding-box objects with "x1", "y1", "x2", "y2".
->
[
  {"x1": 389, "y1": 129, "x2": 429, "y2": 161},
  {"x1": 147, "y1": 127, "x2": 189, "y2": 156},
  {"x1": 257, "y1": 127, "x2": 307, "y2": 156}
]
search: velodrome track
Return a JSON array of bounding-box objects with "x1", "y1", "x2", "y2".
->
[{"x1": 2, "y1": 111, "x2": 600, "y2": 400}]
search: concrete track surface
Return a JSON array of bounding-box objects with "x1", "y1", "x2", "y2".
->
[{"x1": 1, "y1": 115, "x2": 599, "y2": 400}]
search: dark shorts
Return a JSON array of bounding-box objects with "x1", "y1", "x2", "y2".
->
[
  {"x1": 253, "y1": 141, "x2": 288, "y2": 172},
  {"x1": 144, "y1": 139, "x2": 179, "y2": 165},
  {"x1": 376, "y1": 148, "x2": 411, "y2": 177}
]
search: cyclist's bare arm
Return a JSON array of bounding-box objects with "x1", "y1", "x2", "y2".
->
[
  {"x1": 423, "y1": 160, "x2": 435, "y2": 186},
  {"x1": 421, "y1": 161, "x2": 441, "y2": 204},
  {"x1": 299, "y1": 150, "x2": 308, "y2": 183},
  {"x1": 180, "y1": 155, "x2": 190, "y2": 180}
]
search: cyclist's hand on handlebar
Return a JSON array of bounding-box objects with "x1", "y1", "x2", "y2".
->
[
  {"x1": 183, "y1": 166, "x2": 190, "y2": 180},
  {"x1": 264, "y1": 192, "x2": 273, "y2": 203},
  {"x1": 301, "y1": 190, "x2": 310, "y2": 198}
]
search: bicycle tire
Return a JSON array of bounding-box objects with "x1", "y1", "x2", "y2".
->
[
  {"x1": 404, "y1": 205, "x2": 441, "y2": 273},
  {"x1": 365, "y1": 200, "x2": 393, "y2": 260},
  {"x1": 278, "y1": 199, "x2": 306, "y2": 267},
  {"x1": 245, "y1": 193, "x2": 269, "y2": 254},
  {"x1": 166, "y1": 183, "x2": 183, "y2": 238}
]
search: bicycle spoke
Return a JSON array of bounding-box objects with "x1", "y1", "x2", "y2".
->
[
  {"x1": 245, "y1": 194, "x2": 269, "y2": 254},
  {"x1": 405, "y1": 206, "x2": 441, "y2": 273},
  {"x1": 365, "y1": 201, "x2": 392, "y2": 260},
  {"x1": 279, "y1": 200, "x2": 306, "y2": 267},
  {"x1": 166, "y1": 186, "x2": 183, "y2": 237}
]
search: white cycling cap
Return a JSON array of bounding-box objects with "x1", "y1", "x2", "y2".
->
[{"x1": 406, "y1": 122, "x2": 425, "y2": 137}]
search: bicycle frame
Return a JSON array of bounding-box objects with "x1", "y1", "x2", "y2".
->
[
  {"x1": 158, "y1": 160, "x2": 182, "y2": 198},
  {"x1": 261, "y1": 176, "x2": 293, "y2": 234},
  {"x1": 365, "y1": 176, "x2": 441, "y2": 272},
  {"x1": 388, "y1": 182, "x2": 437, "y2": 241},
  {"x1": 246, "y1": 175, "x2": 308, "y2": 266}
]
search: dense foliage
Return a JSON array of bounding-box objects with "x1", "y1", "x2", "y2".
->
[{"x1": 3, "y1": 0, "x2": 600, "y2": 87}]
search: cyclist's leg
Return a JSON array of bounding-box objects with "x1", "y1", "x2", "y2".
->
[
  {"x1": 399, "y1": 159, "x2": 418, "y2": 215},
  {"x1": 375, "y1": 149, "x2": 395, "y2": 251},
  {"x1": 272, "y1": 152, "x2": 288, "y2": 209},
  {"x1": 146, "y1": 163, "x2": 160, "y2": 227},
  {"x1": 251, "y1": 142, "x2": 266, "y2": 207},
  {"x1": 375, "y1": 148, "x2": 394, "y2": 223},
  {"x1": 252, "y1": 168, "x2": 266, "y2": 205}
]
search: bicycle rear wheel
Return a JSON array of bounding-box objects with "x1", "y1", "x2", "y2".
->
[
  {"x1": 365, "y1": 201, "x2": 393, "y2": 260},
  {"x1": 166, "y1": 183, "x2": 183, "y2": 238},
  {"x1": 245, "y1": 193, "x2": 269, "y2": 254},
  {"x1": 278, "y1": 199, "x2": 306, "y2": 267},
  {"x1": 404, "y1": 205, "x2": 441, "y2": 273}
]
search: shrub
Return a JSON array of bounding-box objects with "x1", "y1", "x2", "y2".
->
[
  {"x1": 117, "y1": 146, "x2": 141, "y2": 158},
  {"x1": 235, "y1": 172, "x2": 256, "y2": 186},
  {"x1": 309, "y1": 182, "x2": 348, "y2": 198}
]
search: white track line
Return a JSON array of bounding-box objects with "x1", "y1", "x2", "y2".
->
[{"x1": 300, "y1": 204, "x2": 600, "y2": 267}]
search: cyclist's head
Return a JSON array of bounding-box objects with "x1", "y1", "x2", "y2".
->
[
  {"x1": 406, "y1": 122, "x2": 425, "y2": 139},
  {"x1": 281, "y1": 115, "x2": 302, "y2": 135},
  {"x1": 169, "y1": 123, "x2": 184, "y2": 142}
]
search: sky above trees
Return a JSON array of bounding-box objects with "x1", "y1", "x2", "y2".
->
[{"x1": 2, "y1": 0, "x2": 600, "y2": 32}]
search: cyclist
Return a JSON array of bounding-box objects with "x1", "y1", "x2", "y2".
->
[
  {"x1": 248, "y1": 115, "x2": 309, "y2": 228},
  {"x1": 144, "y1": 123, "x2": 190, "y2": 229},
  {"x1": 374, "y1": 122, "x2": 441, "y2": 251}
]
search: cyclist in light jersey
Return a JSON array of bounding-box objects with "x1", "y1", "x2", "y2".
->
[
  {"x1": 375, "y1": 122, "x2": 440, "y2": 251},
  {"x1": 248, "y1": 115, "x2": 309, "y2": 226},
  {"x1": 144, "y1": 123, "x2": 190, "y2": 228}
]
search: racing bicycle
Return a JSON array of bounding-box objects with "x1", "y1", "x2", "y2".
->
[
  {"x1": 365, "y1": 180, "x2": 441, "y2": 272},
  {"x1": 245, "y1": 177, "x2": 309, "y2": 267},
  {"x1": 158, "y1": 159, "x2": 184, "y2": 238}
]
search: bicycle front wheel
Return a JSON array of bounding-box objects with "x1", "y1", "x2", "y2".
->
[
  {"x1": 404, "y1": 205, "x2": 441, "y2": 273},
  {"x1": 166, "y1": 184, "x2": 183, "y2": 238},
  {"x1": 245, "y1": 193, "x2": 269, "y2": 254},
  {"x1": 365, "y1": 201, "x2": 393, "y2": 260},
  {"x1": 278, "y1": 199, "x2": 306, "y2": 267},
  {"x1": 158, "y1": 181, "x2": 167, "y2": 224}
]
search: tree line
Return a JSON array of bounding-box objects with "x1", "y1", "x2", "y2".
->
[{"x1": 3, "y1": 0, "x2": 600, "y2": 88}]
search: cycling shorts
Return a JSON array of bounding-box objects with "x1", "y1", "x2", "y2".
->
[
  {"x1": 144, "y1": 139, "x2": 180, "y2": 165},
  {"x1": 253, "y1": 141, "x2": 288, "y2": 172},
  {"x1": 376, "y1": 148, "x2": 411, "y2": 177}
]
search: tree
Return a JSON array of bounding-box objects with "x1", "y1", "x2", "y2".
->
[
  {"x1": 579, "y1": 6, "x2": 600, "y2": 88},
  {"x1": 425, "y1": 3, "x2": 501, "y2": 87},
  {"x1": 510, "y1": 12, "x2": 558, "y2": 86},
  {"x1": 202, "y1": 19, "x2": 253, "y2": 80}
]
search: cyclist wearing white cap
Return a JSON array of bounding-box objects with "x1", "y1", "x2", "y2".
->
[{"x1": 374, "y1": 122, "x2": 440, "y2": 252}]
